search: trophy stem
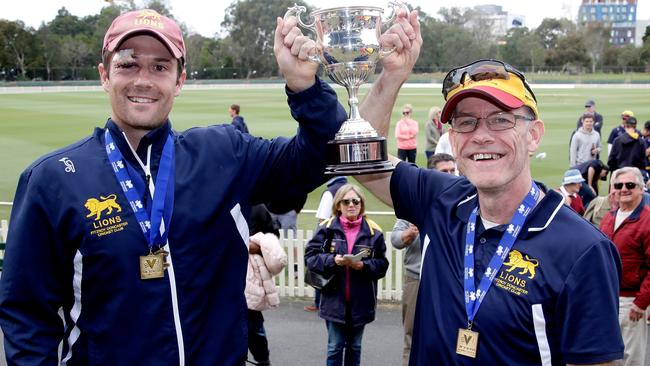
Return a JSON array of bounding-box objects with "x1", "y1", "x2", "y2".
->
[{"x1": 347, "y1": 84, "x2": 361, "y2": 121}]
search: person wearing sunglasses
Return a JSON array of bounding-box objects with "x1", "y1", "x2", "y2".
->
[
  {"x1": 305, "y1": 184, "x2": 388, "y2": 366},
  {"x1": 355, "y1": 17, "x2": 623, "y2": 363},
  {"x1": 599, "y1": 167, "x2": 650, "y2": 366},
  {"x1": 395, "y1": 104, "x2": 419, "y2": 163}
]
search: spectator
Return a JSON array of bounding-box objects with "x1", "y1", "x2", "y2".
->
[
  {"x1": 599, "y1": 167, "x2": 650, "y2": 366},
  {"x1": 307, "y1": 176, "x2": 349, "y2": 313},
  {"x1": 424, "y1": 106, "x2": 443, "y2": 160},
  {"x1": 355, "y1": 27, "x2": 624, "y2": 362},
  {"x1": 569, "y1": 112, "x2": 601, "y2": 167},
  {"x1": 571, "y1": 159, "x2": 609, "y2": 208},
  {"x1": 391, "y1": 152, "x2": 456, "y2": 366},
  {"x1": 556, "y1": 169, "x2": 586, "y2": 215},
  {"x1": 433, "y1": 131, "x2": 453, "y2": 156},
  {"x1": 0, "y1": 10, "x2": 347, "y2": 364},
  {"x1": 643, "y1": 121, "x2": 650, "y2": 177},
  {"x1": 246, "y1": 204, "x2": 286, "y2": 366},
  {"x1": 395, "y1": 104, "x2": 419, "y2": 163},
  {"x1": 305, "y1": 184, "x2": 388, "y2": 366},
  {"x1": 576, "y1": 99, "x2": 604, "y2": 133},
  {"x1": 230, "y1": 103, "x2": 249, "y2": 133},
  {"x1": 608, "y1": 116, "x2": 646, "y2": 173},
  {"x1": 583, "y1": 182, "x2": 620, "y2": 228},
  {"x1": 607, "y1": 110, "x2": 635, "y2": 158}
]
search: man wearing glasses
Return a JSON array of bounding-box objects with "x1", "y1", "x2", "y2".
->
[
  {"x1": 599, "y1": 167, "x2": 650, "y2": 366},
  {"x1": 357, "y1": 11, "x2": 623, "y2": 365}
]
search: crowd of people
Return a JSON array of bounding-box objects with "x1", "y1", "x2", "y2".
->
[{"x1": 0, "y1": 7, "x2": 648, "y2": 366}]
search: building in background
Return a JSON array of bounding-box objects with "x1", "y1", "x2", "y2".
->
[
  {"x1": 464, "y1": 5, "x2": 526, "y2": 39},
  {"x1": 578, "y1": 0, "x2": 638, "y2": 46}
]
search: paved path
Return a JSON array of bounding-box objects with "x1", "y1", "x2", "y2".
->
[{"x1": 259, "y1": 298, "x2": 403, "y2": 366}]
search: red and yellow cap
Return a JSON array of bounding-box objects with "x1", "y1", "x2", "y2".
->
[{"x1": 440, "y1": 72, "x2": 539, "y2": 123}]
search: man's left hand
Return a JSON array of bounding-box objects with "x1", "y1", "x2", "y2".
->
[
  {"x1": 629, "y1": 303, "x2": 645, "y2": 322},
  {"x1": 378, "y1": 8, "x2": 422, "y2": 83}
]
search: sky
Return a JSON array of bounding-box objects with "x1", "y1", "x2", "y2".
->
[{"x1": 3, "y1": 0, "x2": 650, "y2": 38}]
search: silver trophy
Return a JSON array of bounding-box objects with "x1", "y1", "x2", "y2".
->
[{"x1": 285, "y1": 3, "x2": 405, "y2": 175}]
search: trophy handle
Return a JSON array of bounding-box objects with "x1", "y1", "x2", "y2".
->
[
  {"x1": 284, "y1": 4, "x2": 321, "y2": 63},
  {"x1": 380, "y1": 2, "x2": 410, "y2": 58}
]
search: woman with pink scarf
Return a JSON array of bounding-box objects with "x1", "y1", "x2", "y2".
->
[{"x1": 305, "y1": 184, "x2": 388, "y2": 366}]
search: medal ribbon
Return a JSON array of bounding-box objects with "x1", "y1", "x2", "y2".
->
[
  {"x1": 104, "y1": 129, "x2": 175, "y2": 250},
  {"x1": 463, "y1": 182, "x2": 540, "y2": 326}
]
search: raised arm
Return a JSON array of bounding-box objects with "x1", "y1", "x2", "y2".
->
[
  {"x1": 355, "y1": 9, "x2": 422, "y2": 207},
  {"x1": 273, "y1": 16, "x2": 319, "y2": 93}
]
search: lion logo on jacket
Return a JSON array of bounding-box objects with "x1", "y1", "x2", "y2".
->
[
  {"x1": 85, "y1": 194, "x2": 122, "y2": 220},
  {"x1": 503, "y1": 250, "x2": 539, "y2": 279}
]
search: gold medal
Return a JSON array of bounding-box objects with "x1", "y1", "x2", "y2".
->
[
  {"x1": 140, "y1": 251, "x2": 165, "y2": 280},
  {"x1": 456, "y1": 328, "x2": 479, "y2": 358}
]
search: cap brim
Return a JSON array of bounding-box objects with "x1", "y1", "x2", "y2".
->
[
  {"x1": 441, "y1": 85, "x2": 525, "y2": 123},
  {"x1": 104, "y1": 29, "x2": 183, "y2": 59}
]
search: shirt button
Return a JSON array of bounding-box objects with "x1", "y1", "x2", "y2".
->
[{"x1": 479, "y1": 238, "x2": 486, "y2": 244}]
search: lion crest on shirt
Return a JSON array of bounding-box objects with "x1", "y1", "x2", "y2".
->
[
  {"x1": 503, "y1": 250, "x2": 538, "y2": 279},
  {"x1": 85, "y1": 194, "x2": 122, "y2": 220}
]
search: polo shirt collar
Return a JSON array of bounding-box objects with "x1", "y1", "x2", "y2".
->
[{"x1": 455, "y1": 182, "x2": 564, "y2": 239}]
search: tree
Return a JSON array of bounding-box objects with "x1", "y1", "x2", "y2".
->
[
  {"x1": 221, "y1": 0, "x2": 307, "y2": 78},
  {"x1": 0, "y1": 20, "x2": 36, "y2": 80},
  {"x1": 499, "y1": 28, "x2": 545, "y2": 72},
  {"x1": 617, "y1": 45, "x2": 641, "y2": 73},
  {"x1": 580, "y1": 22, "x2": 610, "y2": 73},
  {"x1": 544, "y1": 32, "x2": 589, "y2": 72},
  {"x1": 535, "y1": 18, "x2": 574, "y2": 50}
]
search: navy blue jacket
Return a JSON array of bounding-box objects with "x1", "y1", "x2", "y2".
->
[
  {"x1": 305, "y1": 216, "x2": 388, "y2": 327},
  {"x1": 231, "y1": 115, "x2": 249, "y2": 134},
  {"x1": 0, "y1": 79, "x2": 346, "y2": 365}
]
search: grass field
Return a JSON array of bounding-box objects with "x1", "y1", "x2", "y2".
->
[{"x1": 1, "y1": 83, "x2": 649, "y2": 231}]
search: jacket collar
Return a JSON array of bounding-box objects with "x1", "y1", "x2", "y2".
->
[
  {"x1": 104, "y1": 119, "x2": 173, "y2": 171},
  {"x1": 455, "y1": 182, "x2": 563, "y2": 240},
  {"x1": 615, "y1": 198, "x2": 646, "y2": 222}
]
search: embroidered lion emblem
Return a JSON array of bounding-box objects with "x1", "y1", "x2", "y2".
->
[
  {"x1": 85, "y1": 194, "x2": 122, "y2": 220},
  {"x1": 503, "y1": 250, "x2": 539, "y2": 279}
]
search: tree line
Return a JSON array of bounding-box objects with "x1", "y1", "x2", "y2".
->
[{"x1": 1, "y1": 0, "x2": 650, "y2": 82}]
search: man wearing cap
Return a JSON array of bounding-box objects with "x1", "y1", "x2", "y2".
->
[
  {"x1": 576, "y1": 99, "x2": 603, "y2": 133},
  {"x1": 355, "y1": 14, "x2": 623, "y2": 364},
  {"x1": 608, "y1": 116, "x2": 646, "y2": 174},
  {"x1": 599, "y1": 167, "x2": 650, "y2": 366},
  {"x1": 0, "y1": 9, "x2": 349, "y2": 365},
  {"x1": 556, "y1": 169, "x2": 587, "y2": 215},
  {"x1": 607, "y1": 110, "x2": 635, "y2": 158}
]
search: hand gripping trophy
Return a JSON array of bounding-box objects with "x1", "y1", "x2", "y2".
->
[{"x1": 285, "y1": 2, "x2": 407, "y2": 175}]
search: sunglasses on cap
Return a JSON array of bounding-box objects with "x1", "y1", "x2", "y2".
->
[
  {"x1": 442, "y1": 59, "x2": 537, "y2": 103},
  {"x1": 613, "y1": 182, "x2": 638, "y2": 190},
  {"x1": 341, "y1": 198, "x2": 361, "y2": 206}
]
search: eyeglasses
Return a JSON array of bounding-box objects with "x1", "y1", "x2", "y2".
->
[
  {"x1": 450, "y1": 112, "x2": 534, "y2": 133},
  {"x1": 341, "y1": 198, "x2": 361, "y2": 206},
  {"x1": 402, "y1": 111, "x2": 411, "y2": 115},
  {"x1": 613, "y1": 182, "x2": 638, "y2": 190},
  {"x1": 442, "y1": 59, "x2": 537, "y2": 103}
]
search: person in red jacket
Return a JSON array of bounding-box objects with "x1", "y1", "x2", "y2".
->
[{"x1": 599, "y1": 167, "x2": 650, "y2": 366}]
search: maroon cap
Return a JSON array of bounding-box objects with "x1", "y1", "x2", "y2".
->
[{"x1": 103, "y1": 9, "x2": 185, "y2": 62}]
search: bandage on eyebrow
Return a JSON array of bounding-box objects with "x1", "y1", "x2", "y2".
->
[{"x1": 112, "y1": 49, "x2": 135, "y2": 64}]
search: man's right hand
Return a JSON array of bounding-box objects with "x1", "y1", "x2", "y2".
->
[
  {"x1": 273, "y1": 16, "x2": 319, "y2": 93},
  {"x1": 401, "y1": 224, "x2": 419, "y2": 246}
]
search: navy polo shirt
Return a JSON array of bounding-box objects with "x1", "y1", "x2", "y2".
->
[{"x1": 391, "y1": 162, "x2": 624, "y2": 365}]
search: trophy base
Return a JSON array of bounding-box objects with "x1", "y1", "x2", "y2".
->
[{"x1": 324, "y1": 137, "x2": 394, "y2": 176}]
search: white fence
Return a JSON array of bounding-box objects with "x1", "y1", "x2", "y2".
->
[{"x1": 0, "y1": 224, "x2": 405, "y2": 301}]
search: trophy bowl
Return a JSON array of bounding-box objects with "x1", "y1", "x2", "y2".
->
[{"x1": 286, "y1": 3, "x2": 405, "y2": 175}]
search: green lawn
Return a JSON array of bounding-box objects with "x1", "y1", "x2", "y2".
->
[{"x1": 1, "y1": 83, "x2": 648, "y2": 231}]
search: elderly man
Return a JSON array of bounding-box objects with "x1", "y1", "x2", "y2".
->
[
  {"x1": 0, "y1": 9, "x2": 347, "y2": 365},
  {"x1": 391, "y1": 152, "x2": 456, "y2": 366},
  {"x1": 355, "y1": 11, "x2": 623, "y2": 364},
  {"x1": 599, "y1": 167, "x2": 650, "y2": 366}
]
